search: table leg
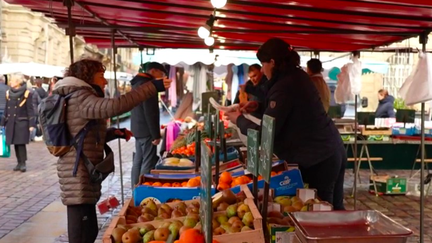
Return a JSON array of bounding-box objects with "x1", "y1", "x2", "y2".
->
[
  {"x1": 364, "y1": 144, "x2": 379, "y2": 197},
  {"x1": 352, "y1": 145, "x2": 365, "y2": 197}
]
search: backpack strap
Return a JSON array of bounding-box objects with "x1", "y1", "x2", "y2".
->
[
  {"x1": 71, "y1": 120, "x2": 97, "y2": 177},
  {"x1": 18, "y1": 90, "x2": 30, "y2": 107}
]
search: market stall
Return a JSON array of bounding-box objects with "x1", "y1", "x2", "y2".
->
[{"x1": 7, "y1": 0, "x2": 432, "y2": 242}]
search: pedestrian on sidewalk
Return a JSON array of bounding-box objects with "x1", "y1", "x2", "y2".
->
[
  {"x1": 53, "y1": 59, "x2": 171, "y2": 243},
  {"x1": 0, "y1": 73, "x2": 36, "y2": 172},
  {"x1": 130, "y1": 62, "x2": 166, "y2": 188}
]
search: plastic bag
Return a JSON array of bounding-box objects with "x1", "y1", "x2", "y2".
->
[
  {"x1": 399, "y1": 52, "x2": 432, "y2": 106},
  {"x1": 334, "y1": 57, "x2": 362, "y2": 104},
  {"x1": 349, "y1": 57, "x2": 362, "y2": 95},
  {"x1": 0, "y1": 127, "x2": 10, "y2": 158}
]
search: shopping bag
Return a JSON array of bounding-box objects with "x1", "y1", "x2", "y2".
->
[{"x1": 0, "y1": 127, "x2": 10, "y2": 158}]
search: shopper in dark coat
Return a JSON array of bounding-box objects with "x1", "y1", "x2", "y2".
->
[
  {"x1": 225, "y1": 38, "x2": 346, "y2": 210},
  {"x1": 375, "y1": 89, "x2": 396, "y2": 118},
  {"x1": 130, "y1": 62, "x2": 167, "y2": 188},
  {"x1": 0, "y1": 75, "x2": 8, "y2": 118},
  {"x1": 0, "y1": 74, "x2": 35, "y2": 172}
]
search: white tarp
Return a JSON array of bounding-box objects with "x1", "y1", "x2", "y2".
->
[
  {"x1": 0, "y1": 62, "x2": 65, "y2": 78},
  {"x1": 399, "y1": 52, "x2": 432, "y2": 106}
]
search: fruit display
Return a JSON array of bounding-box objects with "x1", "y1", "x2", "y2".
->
[
  {"x1": 140, "y1": 176, "x2": 201, "y2": 188},
  {"x1": 158, "y1": 157, "x2": 194, "y2": 167},
  {"x1": 217, "y1": 171, "x2": 283, "y2": 190},
  {"x1": 274, "y1": 196, "x2": 322, "y2": 214},
  {"x1": 108, "y1": 188, "x2": 263, "y2": 243}
]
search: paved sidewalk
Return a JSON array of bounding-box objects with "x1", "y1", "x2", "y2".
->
[{"x1": 1, "y1": 137, "x2": 432, "y2": 243}]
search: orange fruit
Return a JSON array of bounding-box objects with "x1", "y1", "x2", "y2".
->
[
  {"x1": 271, "y1": 171, "x2": 277, "y2": 176},
  {"x1": 172, "y1": 182, "x2": 181, "y2": 187},
  {"x1": 179, "y1": 229, "x2": 204, "y2": 243},
  {"x1": 187, "y1": 178, "x2": 200, "y2": 187},
  {"x1": 220, "y1": 172, "x2": 233, "y2": 184},
  {"x1": 258, "y1": 175, "x2": 263, "y2": 181},
  {"x1": 143, "y1": 182, "x2": 152, "y2": 186},
  {"x1": 241, "y1": 176, "x2": 251, "y2": 184},
  {"x1": 152, "y1": 182, "x2": 162, "y2": 187},
  {"x1": 162, "y1": 183, "x2": 172, "y2": 187},
  {"x1": 277, "y1": 171, "x2": 283, "y2": 175},
  {"x1": 181, "y1": 182, "x2": 188, "y2": 187},
  {"x1": 217, "y1": 182, "x2": 231, "y2": 191}
]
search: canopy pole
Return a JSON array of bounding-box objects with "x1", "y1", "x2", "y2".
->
[
  {"x1": 63, "y1": 0, "x2": 75, "y2": 64},
  {"x1": 353, "y1": 94, "x2": 358, "y2": 210},
  {"x1": 419, "y1": 31, "x2": 429, "y2": 243},
  {"x1": 111, "y1": 29, "x2": 125, "y2": 205},
  {"x1": 139, "y1": 47, "x2": 144, "y2": 65}
]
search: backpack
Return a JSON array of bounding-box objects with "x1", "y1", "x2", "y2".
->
[
  {"x1": 6, "y1": 89, "x2": 30, "y2": 107},
  {"x1": 38, "y1": 91, "x2": 114, "y2": 183}
]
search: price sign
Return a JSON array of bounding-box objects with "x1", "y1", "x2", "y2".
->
[
  {"x1": 200, "y1": 143, "x2": 213, "y2": 243},
  {"x1": 259, "y1": 115, "x2": 275, "y2": 183},
  {"x1": 247, "y1": 129, "x2": 259, "y2": 176},
  {"x1": 204, "y1": 113, "x2": 212, "y2": 138}
]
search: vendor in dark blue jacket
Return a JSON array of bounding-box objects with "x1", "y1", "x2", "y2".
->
[
  {"x1": 375, "y1": 89, "x2": 396, "y2": 118},
  {"x1": 225, "y1": 38, "x2": 347, "y2": 210},
  {"x1": 233, "y1": 64, "x2": 268, "y2": 119},
  {"x1": 130, "y1": 62, "x2": 168, "y2": 188}
]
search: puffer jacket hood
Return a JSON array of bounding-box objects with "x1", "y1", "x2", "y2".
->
[{"x1": 53, "y1": 76, "x2": 94, "y2": 96}]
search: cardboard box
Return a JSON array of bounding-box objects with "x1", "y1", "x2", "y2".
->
[
  {"x1": 370, "y1": 175, "x2": 407, "y2": 195},
  {"x1": 270, "y1": 225, "x2": 296, "y2": 243},
  {"x1": 133, "y1": 186, "x2": 216, "y2": 205},
  {"x1": 231, "y1": 168, "x2": 304, "y2": 197}
]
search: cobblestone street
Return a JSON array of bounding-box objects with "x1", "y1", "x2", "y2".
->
[{"x1": 0, "y1": 137, "x2": 431, "y2": 243}]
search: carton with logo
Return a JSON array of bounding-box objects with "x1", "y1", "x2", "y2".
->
[{"x1": 369, "y1": 175, "x2": 407, "y2": 195}]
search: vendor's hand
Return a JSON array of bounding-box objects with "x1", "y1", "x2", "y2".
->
[
  {"x1": 115, "y1": 128, "x2": 133, "y2": 141},
  {"x1": 152, "y1": 138, "x2": 161, "y2": 145},
  {"x1": 239, "y1": 84, "x2": 246, "y2": 92},
  {"x1": 163, "y1": 78, "x2": 172, "y2": 89},
  {"x1": 240, "y1": 101, "x2": 259, "y2": 113},
  {"x1": 224, "y1": 110, "x2": 242, "y2": 125}
]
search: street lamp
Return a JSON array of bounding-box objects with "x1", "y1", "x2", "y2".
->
[
  {"x1": 198, "y1": 25, "x2": 211, "y2": 39},
  {"x1": 211, "y1": 0, "x2": 227, "y2": 9},
  {"x1": 205, "y1": 36, "x2": 215, "y2": 46}
]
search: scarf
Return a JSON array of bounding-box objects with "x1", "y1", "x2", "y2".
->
[{"x1": 8, "y1": 83, "x2": 28, "y2": 99}]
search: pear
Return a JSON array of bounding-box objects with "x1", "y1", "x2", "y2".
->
[
  {"x1": 122, "y1": 231, "x2": 139, "y2": 243},
  {"x1": 241, "y1": 226, "x2": 252, "y2": 232},
  {"x1": 212, "y1": 218, "x2": 220, "y2": 230},
  {"x1": 213, "y1": 226, "x2": 226, "y2": 235},
  {"x1": 111, "y1": 227, "x2": 126, "y2": 243},
  {"x1": 142, "y1": 207, "x2": 157, "y2": 217},
  {"x1": 159, "y1": 221, "x2": 172, "y2": 229},
  {"x1": 221, "y1": 190, "x2": 238, "y2": 205},
  {"x1": 231, "y1": 220, "x2": 244, "y2": 232},
  {"x1": 145, "y1": 200, "x2": 158, "y2": 212},
  {"x1": 237, "y1": 204, "x2": 251, "y2": 219},
  {"x1": 169, "y1": 221, "x2": 183, "y2": 234},
  {"x1": 186, "y1": 212, "x2": 200, "y2": 221},
  {"x1": 154, "y1": 228, "x2": 170, "y2": 241},
  {"x1": 160, "y1": 204, "x2": 173, "y2": 215},
  {"x1": 242, "y1": 212, "x2": 254, "y2": 227},
  {"x1": 139, "y1": 224, "x2": 155, "y2": 236},
  {"x1": 217, "y1": 202, "x2": 230, "y2": 211},
  {"x1": 228, "y1": 216, "x2": 241, "y2": 225},
  {"x1": 172, "y1": 209, "x2": 185, "y2": 218},
  {"x1": 143, "y1": 230, "x2": 155, "y2": 243},
  {"x1": 216, "y1": 215, "x2": 229, "y2": 224},
  {"x1": 183, "y1": 217, "x2": 198, "y2": 228},
  {"x1": 220, "y1": 222, "x2": 232, "y2": 233},
  {"x1": 194, "y1": 222, "x2": 202, "y2": 232},
  {"x1": 226, "y1": 204, "x2": 238, "y2": 218},
  {"x1": 275, "y1": 196, "x2": 292, "y2": 207}
]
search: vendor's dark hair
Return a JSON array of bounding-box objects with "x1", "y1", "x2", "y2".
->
[
  {"x1": 307, "y1": 59, "x2": 323, "y2": 74},
  {"x1": 248, "y1": 64, "x2": 261, "y2": 73},
  {"x1": 65, "y1": 59, "x2": 106, "y2": 84},
  {"x1": 256, "y1": 38, "x2": 299, "y2": 77}
]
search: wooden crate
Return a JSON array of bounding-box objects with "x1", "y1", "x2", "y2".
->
[
  {"x1": 119, "y1": 197, "x2": 200, "y2": 218},
  {"x1": 150, "y1": 159, "x2": 242, "y2": 175},
  {"x1": 105, "y1": 185, "x2": 264, "y2": 243}
]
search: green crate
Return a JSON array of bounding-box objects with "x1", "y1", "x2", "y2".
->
[{"x1": 370, "y1": 176, "x2": 407, "y2": 195}]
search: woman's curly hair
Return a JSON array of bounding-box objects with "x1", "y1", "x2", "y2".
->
[{"x1": 64, "y1": 59, "x2": 106, "y2": 84}]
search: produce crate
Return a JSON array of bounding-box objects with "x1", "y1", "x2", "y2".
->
[
  {"x1": 105, "y1": 186, "x2": 264, "y2": 243},
  {"x1": 150, "y1": 159, "x2": 242, "y2": 175}
]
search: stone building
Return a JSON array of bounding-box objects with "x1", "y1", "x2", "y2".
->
[{"x1": 0, "y1": 0, "x2": 138, "y2": 72}]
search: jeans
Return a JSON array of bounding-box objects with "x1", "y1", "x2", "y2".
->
[
  {"x1": 299, "y1": 144, "x2": 347, "y2": 210},
  {"x1": 67, "y1": 204, "x2": 98, "y2": 243},
  {"x1": 131, "y1": 136, "x2": 159, "y2": 188}
]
